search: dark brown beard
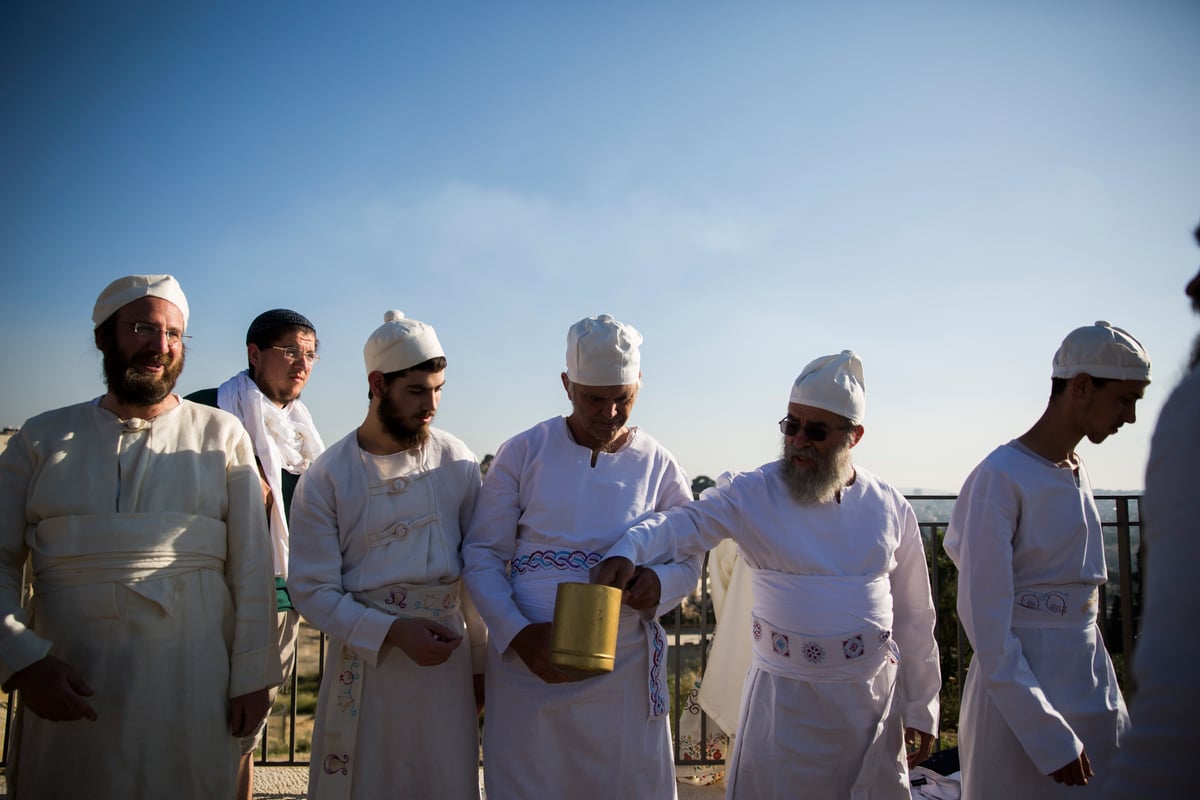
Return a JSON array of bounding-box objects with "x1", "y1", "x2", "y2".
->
[
  {"x1": 377, "y1": 392, "x2": 431, "y2": 450},
  {"x1": 103, "y1": 347, "x2": 184, "y2": 407}
]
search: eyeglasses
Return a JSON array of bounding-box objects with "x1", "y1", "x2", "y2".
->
[
  {"x1": 778, "y1": 417, "x2": 853, "y2": 442},
  {"x1": 270, "y1": 345, "x2": 320, "y2": 365},
  {"x1": 127, "y1": 321, "x2": 190, "y2": 345}
]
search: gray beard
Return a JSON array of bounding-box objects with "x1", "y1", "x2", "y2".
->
[{"x1": 779, "y1": 439, "x2": 854, "y2": 505}]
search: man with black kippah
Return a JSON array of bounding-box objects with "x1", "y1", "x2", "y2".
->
[{"x1": 187, "y1": 307, "x2": 325, "y2": 799}]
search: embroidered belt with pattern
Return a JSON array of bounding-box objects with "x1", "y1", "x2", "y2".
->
[{"x1": 750, "y1": 612, "x2": 891, "y2": 667}]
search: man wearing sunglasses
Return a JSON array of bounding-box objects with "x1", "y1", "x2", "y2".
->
[
  {"x1": 187, "y1": 308, "x2": 326, "y2": 800},
  {"x1": 946, "y1": 322, "x2": 1150, "y2": 798},
  {"x1": 595, "y1": 350, "x2": 941, "y2": 799},
  {"x1": 0, "y1": 275, "x2": 280, "y2": 798}
]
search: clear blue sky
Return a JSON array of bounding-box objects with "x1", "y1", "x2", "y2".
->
[{"x1": 2, "y1": 1, "x2": 1197, "y2": 491}]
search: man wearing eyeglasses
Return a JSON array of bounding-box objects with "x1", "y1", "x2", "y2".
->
[
  {"x1": 186, "y1": 308, "x2": 326, "y2": 800},
  {"x1": 0, "y1": 274, "x2": 280, "y2": 799},
  {"x1": 946, "y1": 322, "x2": 1150, "y2": 798},
  {"x1": 594, "y1": 350, "x2": 941, "y2": 800}
]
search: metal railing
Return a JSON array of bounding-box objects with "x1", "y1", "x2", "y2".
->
[{"x1": 0, "y1": 494, "x2": 1143, "y2": 770}]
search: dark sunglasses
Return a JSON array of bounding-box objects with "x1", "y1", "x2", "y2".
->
[{"x1": 778, "y1": 417, "x2": 853, "y2": 443}]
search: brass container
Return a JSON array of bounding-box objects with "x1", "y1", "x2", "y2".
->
[{"x1": 549, "y1": 582, "x2": 622, "y2": 675}]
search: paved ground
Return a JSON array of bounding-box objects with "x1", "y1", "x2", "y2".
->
[
  {"x1": 1, "y1": 765, "x2": 724, "y2": 798},
  {"x1": 253, "y1": 766, "x2": 725, "y2": 799}
]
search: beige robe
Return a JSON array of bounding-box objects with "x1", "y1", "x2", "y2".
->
[
  {"x1": 0, "y1": 398, "x2": 280, "y2": 799},
  {"x1": 288, "y1": 427, "x2": 484, "y2": 800}
]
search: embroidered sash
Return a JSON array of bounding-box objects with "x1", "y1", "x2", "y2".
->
[
  {"x1": 747, "y1": 566, "x2": 903, "y2": 800},
  {"x1": 510, "y1": 543, "x2": 667, "y2": 720},
  {"x1": 1011, "y1": 582, "x2": 1100, "y2": 629},
  {"x1": 317, "y1": 581, "x2": 463, "y2": 799}
]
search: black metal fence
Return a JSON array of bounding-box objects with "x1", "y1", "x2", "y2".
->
[{"x1": 0, "y1": 494, "x2": 1143, "y2": 770}]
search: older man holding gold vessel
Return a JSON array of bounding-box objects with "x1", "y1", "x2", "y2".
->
[{"x1": 463, "y1": 314, "x2": 701, "y2": 799}]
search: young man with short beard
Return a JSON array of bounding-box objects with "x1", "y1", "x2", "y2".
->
[
  {"x1": 186, "y1": 308, "x2": 326, "y2": 800},
  {"x1": 595, "y1": 350, "x2": 941, "y2": 800},
  {"x1": 288, "y1": 310, "x2": 485, "y2": 799},
  {"x1": 0, "y1": 275, "x2": 280, "y2": 799}
]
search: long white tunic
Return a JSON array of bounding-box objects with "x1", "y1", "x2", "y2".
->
[
  {"x1": 1102, "y1": 367, "x2": 1200, "y2": 797},
  {"x1": 945, "y1": 441, "x2": 1128, "y2": 799},
  {"x1": 288, "y1": 427, "x2": 483, "y2": 800},
  {"x1": 0, "y1": 398, "x2": 279, "y2": 799},
  {"x1": 606, "y1": 462, "x2": 941, "y2": 800},
  {"x1": 462, "y1": 417, "x2": 699, "y2": 800}
]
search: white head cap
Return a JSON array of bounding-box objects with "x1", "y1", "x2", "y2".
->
[
  {"x1": 565, "y1": 314, "x2": 642, "y2": 386},
  {"x1": 363, "y1": 310, "x2": 444, "y2": 374},
  {"x1": 789, "y1": 350, "x2": 866, "y2": 424},
  {"x1": 92, "y1": 274, "x2": 190, "y2": 329},
  {"x1": 1052, "y1": 321, "x2": 1151, "y2": 382}
]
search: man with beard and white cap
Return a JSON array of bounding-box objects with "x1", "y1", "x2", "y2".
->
[
  {"x1": 945, "y1": 322, "x2": 1152, "y2": 798},
  {"x1": 288, "y1": 309, "x2": 485, "y2": 799},
  {"x1": 186, "y1": 308, "x2": 326, "y2": 800},
  {"x1": 595, "y1": 350, "x2": 941, "y2": 800},
  {"x1": 463, "y1": 314, "x2": 701, "y2": 800},
  {"x1": 0, "y1": 274, "x2": 280, "y2": 799},
  {"x1": 1102, "y1": 225, "x2": 1200, "y2": 798}
]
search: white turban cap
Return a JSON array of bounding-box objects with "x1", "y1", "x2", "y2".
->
[
  {"x1": 363, "y1": 310, "x2": 444, "y2": 374},
  {"x1": 789, "y1": 350, "x2": 866, "y2": 425},
  {"x1": 92, "y1": 274, "x2": 190, "y2": 329},
  {"x1": 565, "y1": 314, "x2": 642, "y2": 386},
  {"x1": 1052, "y1": 321, "x2": 1151, "y2": 382}
]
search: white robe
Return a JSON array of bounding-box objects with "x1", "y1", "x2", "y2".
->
[
  {"x1": 215, "y1": 369, "x2": 325, "y2": 580},
  {"x1": 462, "y1": 417, "x2": 700, "y2": 800},
  {"x1": 0, "y1": 398, "x2": 279, "y2": 799},
  {"x1": 288, "y1": 427, "x2": 484, "y2": 800},
  {"x1": 945, "y1": 441, "x2": 1128, "y2": 799},
  {"x1": 1102, "y1": 367, "x2": 1200, "y2": 798},
  {"x1": 606, "y1": 462, "x2": 941, "y2": 800},
  {"x1": 676, "y1": 537, "x2": 746, "y2": 787},
  {"x1": 697, "y1": 528, "x2": 753, "y2": 737}
]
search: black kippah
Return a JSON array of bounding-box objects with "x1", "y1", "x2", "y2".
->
[{"x1": 246, "y1": 309, "x2": 316, "y2": 344}]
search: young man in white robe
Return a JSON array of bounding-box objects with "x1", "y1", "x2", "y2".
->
[
  {"x1": 288, "y1": 310, "x2": 485, "y2": 800},
  {"x1": 463, "y1": 314, "x2": 702, "y2": 800},
  {"x1": 945, "y1": 321, "x2": 1151, "y2": 797},
  {"x1": 186, "y1": 308, "x2": 326, "y2": 799},
  {"x1": 1103, "y1": 225, "x2": 1200, "y2": 799},
  {"x1": 0, "y1": 274, "x2": 280, "y2": 799},
  {"x1": 595, "y1": 351, "x2": 942, "y2": 800}
]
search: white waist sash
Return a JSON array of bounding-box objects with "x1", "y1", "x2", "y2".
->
[
  {"x1": 317, "y1": 581, "x2": 463, "y2": 799},
  {"x1": 1012, "y1": 582, "x2": 1100, "y2": 629},
  {"x1": 749, "y1": 567, "x2": 901, "y2": 800}
]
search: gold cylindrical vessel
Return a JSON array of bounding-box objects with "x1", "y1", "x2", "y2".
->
[{"x1": 549, "y1": 582, "x2": 622, "y2": 675}]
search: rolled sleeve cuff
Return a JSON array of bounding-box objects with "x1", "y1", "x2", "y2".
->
[{"x1": 229, "y1": 643, "x2": 284, "y2": 698}]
